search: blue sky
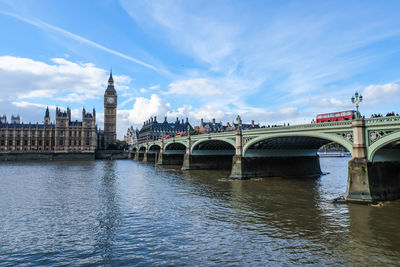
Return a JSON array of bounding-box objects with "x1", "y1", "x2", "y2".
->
[{"x1": 1, "y1": 0, "x2": 400, "y2": 138}]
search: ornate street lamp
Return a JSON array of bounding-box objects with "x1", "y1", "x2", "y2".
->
[
  {"x1": 351, "y1": 91, "x2": 363, "y2": 119},
  {"x1": 236, "y1": 115, "x2": 242, "y2": 130}
]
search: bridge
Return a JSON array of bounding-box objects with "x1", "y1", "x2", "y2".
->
[{"x1": 131, "y1": 116, "x2": 400, "y2": 203}]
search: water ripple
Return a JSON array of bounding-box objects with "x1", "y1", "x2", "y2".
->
[{"x1": 0, "y1": 159, "x2": 400, "y2": 266}]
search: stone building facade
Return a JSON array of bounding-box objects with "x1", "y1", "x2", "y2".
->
[
  {"x1": 124, "y1": 126, "x2": 139, "y2": 146},
  {"x1": 0, "y1": 107, "x2": 97, "y2": 153},
  {"x1": 199, "y1": 118, "x2": 260, "y2": 134},
  {"x1": 0, "y1": 72, "x2": 119, "y2": 154},
  {"x1": 138, "y1": 117, "x2": 193, "y2": 143}
]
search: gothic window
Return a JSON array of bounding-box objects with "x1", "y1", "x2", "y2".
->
[
  {"x1": 86, "y1": 132, "x2": 91, "y2": 137},
  {"x1": 1, "y1": 141, "x2": 4, "y2": 146},
  {"x1": 17, "y1": 140, "x2": 20, "y2": 146},
  {"x1": 38, "y1": 140, "x2": 42, "y2": 146},
  {"x1": 59, "y1": 140, "x2": 63, "y2": 146},
  {"x1": 31, "y1": 140, "x2": 35, "y2": 146},
  {"x1": 46, "y1": 140, "x2": 49, "y2": 146},
  {"x1": 24, "y1": 140, "x2": 27, "y2": 146},
  {"x1": 60, "y1": 131, "x2": 64, "y2": 137},
  {"x1": 9, "y1": 140, "x2": 12, "y2": 146},
  {"x1": 86, "y1": 139, "x2": 90, "y2": 146}
]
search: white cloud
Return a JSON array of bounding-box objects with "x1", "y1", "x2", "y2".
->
[
  {"x1": 12, "y1": 100, "x2": 49, "y2": 109},
  {"x1": 149, "y1": 84, "x2": 160, "y2": 90},
  {"x1": 11, "y1": 100, "x2": 83, "y2": 121},
  {"x1": 307, "y1": 97, "x2": 352, "y2": 109},
  {"x1": 0, "y1": 56, "x2": 130, "y2": 102},
  {"x1": 166, "y1": 78, "x2": 224, "y2": 96},
  {"x1": 126, "y1": 94, "x2": 171, "y2": 124},
  {"x1": 362, "y1": 83, "x2": 400, "y2": 105},
  {"x1": 18, "y1": 89, "x2": 56, "y2": 99}
]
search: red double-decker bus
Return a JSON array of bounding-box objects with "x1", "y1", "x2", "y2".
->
[{"x1": 316, "y1": 110, "x2": 356, "y2": 123}]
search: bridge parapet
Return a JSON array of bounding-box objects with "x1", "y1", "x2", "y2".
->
[{"x1": 365, "y1": 115, "x2": 400, "y2": 125}]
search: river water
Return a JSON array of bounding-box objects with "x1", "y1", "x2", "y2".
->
[{"x1": 0, "y1": 158, "x2": 399, "y2": 266}]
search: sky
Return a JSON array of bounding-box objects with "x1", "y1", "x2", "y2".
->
[{"x1": 1, "y1": 0, "x2": 400, "y2": 138}]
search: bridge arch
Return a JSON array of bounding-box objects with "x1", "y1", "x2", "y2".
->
[
  {"x1": 138, "y1": 146, "x2": 146, "y2": 152},
  {"x1": 243, "y1": 132, "x2": 353, "y2": 157},
  {"x1": 368, "y1": 131, "x2": 400, "y2": 161},
  {"x1": 191, "y1": 139, "x2": 235, "y2": 155},
  {"x1": 149, "y1": 144, "x2": 161, "y2": 153},
  {"x1": 164, "y1": 142, "x2": 186, "y2": 153}
]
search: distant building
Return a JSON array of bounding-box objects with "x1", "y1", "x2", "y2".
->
[
  {"x1": 124, "y1": 126, "x2": 139, "y2": 146},
  {"x1": 199, "y1": 118, "x2": 260, "y2": 134},
  {"x1": 199, "y1": 118, "x2": 225, "y2": 134},
  {"x1": 0, "y1": 72, "x2": 119, "y2": 153},
  {"x1": 11, "y1": 115, "x2": 20, "y2": 124},
  {"x1": 0, "y1": 115, "x2": 6, "y2": 124},
  {"x1": 0, "y1": 107, "x2": 97, "y2": 152},
  {"x1": 138, "y1": 116, "x2": 193, "y2": 143},
  {"x1": 227, "y1": 119, "x2": 260, "y2": 131}
]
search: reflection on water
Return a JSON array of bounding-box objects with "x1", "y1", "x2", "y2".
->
[{"x1": 0, "y1": 158, "x2": 399, "y2": 266}]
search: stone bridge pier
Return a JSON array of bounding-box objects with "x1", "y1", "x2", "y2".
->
[{"x1": 344, "y1": 119, "x2": 400, "y2": 203}]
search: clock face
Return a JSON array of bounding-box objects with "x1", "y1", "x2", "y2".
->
[{"x1": 107, "y1": 97, "x2": 114, "y2": 104}]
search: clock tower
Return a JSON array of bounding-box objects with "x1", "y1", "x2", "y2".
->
[{"x1": 104, "y1": 71, "x2": 117, "y2": 148}]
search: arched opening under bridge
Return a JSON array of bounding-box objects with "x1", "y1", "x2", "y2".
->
[
  {"x1": 138, "y1": 146, "x2": 146, "y2": 161},
  {"x1": 146, "y1": 144, "x2": 161, "y2": 163},
  {"x1": 236, "y1": 135, "x2": 351, "y2": 179},
  {"x1": 159, "y1": 142, "x2": 186, "y2": 165},
  {"x1": 184, "y1": 140, "x2": 235, "y2": 170},
  {"x1": 364, "y1": 137, "x2": 400, "y2": 200}
]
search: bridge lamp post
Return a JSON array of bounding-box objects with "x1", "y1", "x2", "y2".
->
[
  {"x1": 351, "y1": 91, "x2": 363, "y2": 119},
  {"x1": 236, "y1": 115, "x2": 242, "y2": 130}
]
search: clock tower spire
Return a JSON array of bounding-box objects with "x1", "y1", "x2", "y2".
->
[{"x1": 104, "y1": 70, "x2": 117, "y2": 148}]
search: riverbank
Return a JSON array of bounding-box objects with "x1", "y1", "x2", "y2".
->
[{"x1": 0, "y1": 150, "x2": 130, "y2": 161}]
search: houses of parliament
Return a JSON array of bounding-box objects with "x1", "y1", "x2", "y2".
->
[{"x1": 0, "y1": 72, "x2": 117, "y2": 154}]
